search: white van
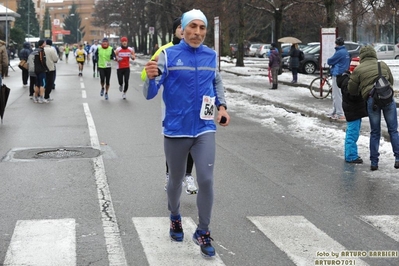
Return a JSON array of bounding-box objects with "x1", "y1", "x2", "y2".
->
[{"x1": 374, "y1": 44, "x2": 399, "y2": 60}]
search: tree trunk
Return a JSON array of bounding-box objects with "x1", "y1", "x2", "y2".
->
[
  {"x1": 236, "y1": 0, "x2": 245, "y2": 67},
  {"x1": 324, "y1": 0, "x2": 336, "y2": 28}
]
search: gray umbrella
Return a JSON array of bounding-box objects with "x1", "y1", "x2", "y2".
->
[{"x1": 278, "y1": 37, "x2": 302, "y2": 44}]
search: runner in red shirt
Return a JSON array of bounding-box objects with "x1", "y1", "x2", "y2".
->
[{"x1": 115, "y1": 36, "x2": 135, "y2": 99}]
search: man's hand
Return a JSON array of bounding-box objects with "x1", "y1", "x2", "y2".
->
[
  {"x1": 217, "y1": 106, "x2": 230, "y2": 126},
  {"x1": 145, "y1": 57, "x2": 159, "y2": 79}
]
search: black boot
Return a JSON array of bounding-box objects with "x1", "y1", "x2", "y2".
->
[{"x1": 270, "y1": 83, "x2": 277, "y2": 90}]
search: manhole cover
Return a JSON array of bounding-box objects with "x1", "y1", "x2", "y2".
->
[
  {"x1": 3, "y1": 146, "x2": 102, "y2": 161},
  {"x1": 36, "y1": 149, "x2": 85, "y2": 159}
]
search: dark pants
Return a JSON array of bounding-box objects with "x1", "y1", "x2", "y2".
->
[
  {"x1": 45, "y1": 71, "x2": 55, "y2": 99},
  {"x1": 29, "y1": 76, "x2": 36, "y2": 96},
  {"x1": 22, "y1": 68, "x2": 29, "y2": 85},
  {"x1": 291, "y1": 68, "x2": 298, "y2": 82},
  {"x1": 99, "y1": 68, "x2": 111, "y2": 86},
  {"x1": 117, "y1": 68, "x2": 130, "y2": 92},
  {"x1": 93, "y1": 59, "x2": 98, "y2": 73}
]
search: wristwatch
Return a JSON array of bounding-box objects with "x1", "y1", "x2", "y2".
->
[{"x1": 217, "y1": 104, "x2": 227, "y2": 110}]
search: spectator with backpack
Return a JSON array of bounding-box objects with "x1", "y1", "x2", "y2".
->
[
  {"x1": 348, "y1": 45, "x2": 399, "y2": 171},
  {"x1": 33, "y1": 40, "x2": 49, "y2": 103}
]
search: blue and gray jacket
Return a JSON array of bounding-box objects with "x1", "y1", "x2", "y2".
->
[
  {"x1": 143, "y1": 39, "x2": 226, "y2": 138},
  {"x1": 327, "y1": 45, "x2": 350, "y2": 76}
]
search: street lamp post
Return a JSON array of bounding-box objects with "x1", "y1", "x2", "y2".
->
[
  {"x1": 5, "y1": 0, "x2": 8, "y2": 45},
  {"x1": 393, "y1": 8, "x2": 396, "y2": 44},
  {"x1": 70, "y1": 13, "x2": 78, "y2": 43},
  {"x1": 77, "y1": 29, "x2": 81, "y2": 43}
]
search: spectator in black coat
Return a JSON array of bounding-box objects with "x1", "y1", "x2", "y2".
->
[
  {"x1": 19, "y1": 42, "x2": 33, "y2": 86},
  {"x1": 289, "y1": 43, "x2": 300, "y2": 83}
]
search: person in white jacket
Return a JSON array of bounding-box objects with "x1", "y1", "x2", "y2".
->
[{"x1": 44, "y1": 39, "x2": 59, "y2": 101}]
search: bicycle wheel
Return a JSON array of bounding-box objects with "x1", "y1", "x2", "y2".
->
[{"x1": 309, "y1": 77, "x2": 332, "y2": 99}]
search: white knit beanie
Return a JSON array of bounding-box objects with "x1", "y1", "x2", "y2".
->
[{"x1": 181, "y1": 9, "x2": 208, "y2": 30}]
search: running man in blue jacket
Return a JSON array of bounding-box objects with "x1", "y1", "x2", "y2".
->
[{"x1": 143, "y1": 9, "x2": 230, "y2": 258}]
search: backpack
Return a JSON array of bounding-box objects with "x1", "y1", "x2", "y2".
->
[
  {"x1": 299, "y1": 50, "x2": 304, "y2": 61},
  {"x1": 33, "y1": 49, "x2": 48, "y2": 73},
  {"x1": 28, "y1": 50, "x2": 38, "y2": 73},
  {"x1": 372, "y1": 62, "x2": 394, "y2": 108}
]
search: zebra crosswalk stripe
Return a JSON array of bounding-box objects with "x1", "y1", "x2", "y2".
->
[
  {"x1": 3, "y1": 215, "x2": 397, "y2": 265},
  {"x1": 248, "y1": 216, "x2": 369, "y2": 266},
  {"x1": 132, "y1": 217, "x2": 226, "y2": 266},
  {"x1": 3, "y1": 218, "x2": 76, "y2": 266},
  {"x1": 359, "y1": 215, "x2": 399, "y2": 242}
]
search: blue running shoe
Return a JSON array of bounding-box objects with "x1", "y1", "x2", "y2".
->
[
  {"x1": 170, "y1": 214, "x2": 184, "y2": 242},
  {"x1": 105, "y1": 93, "x2": 108, "y2": 100},
  {"x1": 100, "y1": 88, "x2": 104, "y2": 96},
  {"x1": 192, "y1": 229, "x2": 215, "y2": 257}
]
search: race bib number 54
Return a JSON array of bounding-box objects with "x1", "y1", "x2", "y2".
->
[{"x1": 200, "y1": 95, "x2": 215, "y2": 120}]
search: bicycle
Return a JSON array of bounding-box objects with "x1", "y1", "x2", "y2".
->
[{"x1": 309, "y1": 68, "x2": 332, "y2": 99}]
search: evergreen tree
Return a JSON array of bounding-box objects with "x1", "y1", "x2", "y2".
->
[
  {"x1": 14, "y1": 0, "x2": 40, "y2": 37},
  {"x1": 10, "y1": 27, "x2": 25, "y2": 47},
  {"x1": 63, "y1": 3, "x2": 85, "y2": 43},
  {"x1": 41, "y1": 8, "x2": 52, "y2": 40}
]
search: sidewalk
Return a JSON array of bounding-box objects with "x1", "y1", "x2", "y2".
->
[{"x1": 219, "y1": 61, "x2": 397, "y2": 141}]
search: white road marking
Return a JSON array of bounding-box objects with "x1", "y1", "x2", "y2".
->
[
  {"x1": 4, "y1": 219, "x2": 76, "y2": 266},
  {"x1": 132, "y1": 217, "x2": 226, "y2": 266},
  {"x1": 82, "y1": 90, "x2": 87, "y2": 98},
  {"x1": 248, "y1": 216, "x2": 369, "y2": 266},
  {"x1": 83, "y1": 103, "x2": 128, "y2": 266},
  {"x1": 359, "y1": 215, "x2": 399, "y2": 242},
  {"x1": 81, "y1": 82, "x2": 85, "y2": 89}
]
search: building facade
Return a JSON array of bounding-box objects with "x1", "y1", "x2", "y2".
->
[{"x1": 37, "y1": 0, "x2": 103, "y2": 43}]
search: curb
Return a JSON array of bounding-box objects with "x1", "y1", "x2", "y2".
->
[{"x1": 222, "y1": 70, "x2": 393, "y2": 142}]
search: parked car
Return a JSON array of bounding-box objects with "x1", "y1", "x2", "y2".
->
[
  {"x1": 280, "y1": 44, "x2": 291, "y2": 57},
  {"x1": 282, "y1": 43, "x2": 319, "y2": 69},
  {"x1": 281, "y1": 43, "x2": 311, "y2": 57},
  {"x1": 230, "y1": 43, "x2": 238, "y2": 57},
  {"x1": 230, "y1": 43, "x2": 250, "y2": 57},
  {"x1": 283, "y1": 41, "x2": 363, "y2": 74},
  {"x1": 255, "y1": 44, "x2": 271, "y2": 58},
  {"x1": 373, "y1": 43, "x2": 399, "y2": 60},
  {"x1": 248, "y1": 43, "x2": 262, "y2": 57},
  {"x1": 349, "y1": 56, "x2": 360, "y2": 72}
]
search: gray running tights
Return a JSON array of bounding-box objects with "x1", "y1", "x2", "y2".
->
[{"x1": 164, "y1": 132, "x2": 215, "y2": 231}]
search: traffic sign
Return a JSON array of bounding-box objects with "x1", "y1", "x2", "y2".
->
[{"x1": 149, "y1": 27, "x2": 154, "y2": 35}]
